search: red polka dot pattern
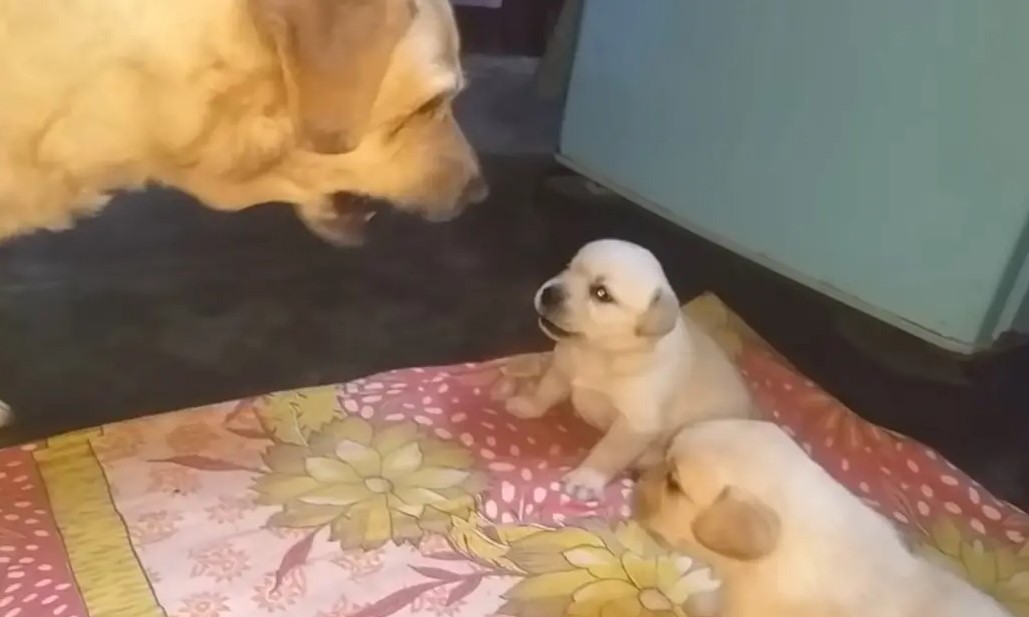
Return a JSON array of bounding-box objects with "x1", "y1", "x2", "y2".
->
[
  {"x1": 0, "y1": 323, "x2": 1025, "y2": 617},
  {"x1": 341, "y1": 364, "x2": 630, "y2": 525},
  {"x1": 0, "y1": 446, "x2": 87, "y2": 617},
  {"x1": 334, "y1": 349, "x2": 1029, "y2": 540},
  {"x1": 741, "y1": 348, "x2": 1028, "y2": 540}
]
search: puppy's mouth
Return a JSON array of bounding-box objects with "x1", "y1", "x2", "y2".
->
[{"x1": 538, "y1": 316, "x2": 576, "y2": 339}]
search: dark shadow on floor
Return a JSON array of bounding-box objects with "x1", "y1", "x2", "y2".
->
[{"x1": 0, "y1": 154, "x2": 1026, "y2": 510}]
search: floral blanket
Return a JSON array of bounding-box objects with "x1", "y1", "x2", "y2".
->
[{"x1": 1, "y1": 294, "x2": 1026, "y2": 617}]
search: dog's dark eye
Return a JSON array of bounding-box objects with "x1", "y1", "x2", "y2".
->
[
  {"x1": 590, "y1": 284, "x2": 614, "y2": 303},
  {"x1": 666, "y1": 471, "x2": 682, "y2": 493},
  {"x1": 413, "y1": 93, "x2": 447, "y2": 118},
  {"x1": 388, "y1": 94, "x2": 449, "y2": 140}
]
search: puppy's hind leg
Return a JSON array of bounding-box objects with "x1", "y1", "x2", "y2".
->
[{"x1": 505, "y1": 360, "x2": 570, "y2": 420}]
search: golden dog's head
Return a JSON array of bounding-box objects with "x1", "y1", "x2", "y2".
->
[
  {"x1": 635, "y1": 420, "x2": 784, "y2": 568},
  {"x1": 252, "y1": 0, "x2": 486, "y2": 241}
]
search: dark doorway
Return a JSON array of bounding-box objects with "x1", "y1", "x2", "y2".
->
[{"x1": 454, "y1": 0, "x2": 566, "y2": 56}]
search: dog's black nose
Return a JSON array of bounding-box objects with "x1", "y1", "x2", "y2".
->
[{"x1": 539, "y1": 284, "x2": 564, "y2": 310}]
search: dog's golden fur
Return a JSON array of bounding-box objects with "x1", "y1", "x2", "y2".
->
[{"x1": 0, "y1": 0, "x2": 483, "y2": 244}]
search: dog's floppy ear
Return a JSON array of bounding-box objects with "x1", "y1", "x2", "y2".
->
[
  {"x1": 636, "y1": 288, "x2": 679, "y2": 337},
  {"x1": 252, "y1": 0, "x2": 415, "y2": 154},
  {"x1": 692, "y1": 486, "x2": 780, "y2": 561}
]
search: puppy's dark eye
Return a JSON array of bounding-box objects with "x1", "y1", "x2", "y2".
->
[
  {"x1": 590, "y1": 284, "x2": 614, "y2": 304},
  {"x1": 666, "y1": 471, "x2": 682, "y2": 493}
]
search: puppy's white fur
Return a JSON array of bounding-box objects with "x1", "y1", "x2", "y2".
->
[
  {"x1": 636, "y1": 419, "x2": 1012, "y2": 617},
  {"x1": 506, "y1": 239, "x2": 753, "y2": 501}
]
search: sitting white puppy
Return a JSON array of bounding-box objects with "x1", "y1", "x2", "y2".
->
[
  {"x1": 505, "y1": 239, "x2": 753, "y2": 501},
  {"x1": 636, "y1": 419, "x2": 1012, "y2": 617}
]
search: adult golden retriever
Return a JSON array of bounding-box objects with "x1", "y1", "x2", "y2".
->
[{"x1": 0, "y1": 0, "x2": 486, "y2": 245}]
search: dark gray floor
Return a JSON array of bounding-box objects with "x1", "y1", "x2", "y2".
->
[
  {"x1": 0, "y1": 155, "x2": 559, "y2": 432},
  {"x1": 0, "y1": 57, "x2": 1026, "y2": 511}
]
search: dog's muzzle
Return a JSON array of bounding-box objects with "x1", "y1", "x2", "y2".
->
[
  {"x1": 298, "y1": 195, "x2": 382, "y2": 247},
  {"x1": 417, "y1": 173, "x2": 490, "y2": 223}
]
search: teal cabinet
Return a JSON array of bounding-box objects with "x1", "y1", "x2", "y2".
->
[{"x1": 559, "y1": 0, "x2": 1029, "y2": 352}]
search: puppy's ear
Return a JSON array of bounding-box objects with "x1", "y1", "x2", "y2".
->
[
  {"x1": 251, "y1": 0, "x2": 415, "y2": 154},
  {"x1": 636, "y1": 288, "x2": 679, "y2": 337},
  {"x1": 692, "y1": 486, "x2": 780, "y2": 561}
]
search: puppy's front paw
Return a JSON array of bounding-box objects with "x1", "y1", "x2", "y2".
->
[
  {"x1": 561, "y1": 466, "x2": 609, "y2": 502},
  {"x1": 505, "y1": 395, "x2": 546, "y2": 420}
]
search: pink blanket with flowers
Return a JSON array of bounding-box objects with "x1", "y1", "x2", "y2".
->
[{"x1": 1, "y1": 294, "x2": 1026, "y2": 617}]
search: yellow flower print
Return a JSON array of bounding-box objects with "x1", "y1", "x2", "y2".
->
[
  {"x1": 446, "y1": 512, "x2": 546, "y2": 573},
  {"x1": 918, "y1": 517, "x2": 1029, "y2": 616},
  {"x1": 255, "y1": 385, "x2": 341, "y2": 446},
  {"x1": 254, "y1": 417, "x2": 485, "y2": 550},
  {"x1": 498, "y1": 520, "x2": 719, "y2": 617}
]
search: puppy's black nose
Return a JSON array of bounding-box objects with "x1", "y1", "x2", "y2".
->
[{"x1": 539, "y1": 285, "x2": 564, "y2": 310}]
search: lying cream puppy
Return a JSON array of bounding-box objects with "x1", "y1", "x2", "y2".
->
[
  {"x1": 505, "y1": 239, "x2": 753, "y2": 501},
  {"x1": 636, "y1": 419, "x2": 1012, "y2": 617}
]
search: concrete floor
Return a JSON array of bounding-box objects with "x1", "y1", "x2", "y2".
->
[{"x1": 0, "y1": 56, "x2": 1026, "y2": 510}]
